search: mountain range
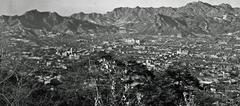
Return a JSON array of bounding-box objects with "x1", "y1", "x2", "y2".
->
[{"x1": 1, "y1": 1, "x2": 240, "y2": 36}]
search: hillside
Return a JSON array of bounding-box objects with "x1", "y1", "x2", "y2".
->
[{"x1": 71, "y1": 1, "x2": 240, "y2": 35}]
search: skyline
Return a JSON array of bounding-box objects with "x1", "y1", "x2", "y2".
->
[{"x1": 1, "y1": 0, "x2": 240, "y2": 16}]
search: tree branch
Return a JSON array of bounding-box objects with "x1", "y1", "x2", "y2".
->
[
  {"x1": 0, "y1": 93, "x2": 11, "y2": 105},
  {"x1": 0, "y1": 72, "x2": 14, "y2": 85}
]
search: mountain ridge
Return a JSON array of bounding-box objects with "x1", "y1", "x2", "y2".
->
[{"x1": 1, "y1": 1, "x2": 240, "y2": 35}]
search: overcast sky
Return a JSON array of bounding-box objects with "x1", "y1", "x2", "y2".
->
[{"x1": 1, "y1": 0, "x2": 240, "y2": 16}]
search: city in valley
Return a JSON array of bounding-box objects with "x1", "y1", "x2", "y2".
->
[{"x1": 1, "y1": 1, "x2": 240, "y2": 106}]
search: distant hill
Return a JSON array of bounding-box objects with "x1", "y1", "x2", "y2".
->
[
  {"x1": 1, "y1": 1, "x2": 240, "y2": 36},
  {"x1": 71, "y1": 1, "x2": 240, "y2": 35},
  {"x1": 0, "y1": 10, "x2": 118, "y2": 35}
]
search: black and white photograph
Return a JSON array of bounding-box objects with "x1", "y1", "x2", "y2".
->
[{"x1": 1, "y1": 0, "x2": 240, "y2": 106}]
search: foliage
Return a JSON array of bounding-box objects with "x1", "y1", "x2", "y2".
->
[{"x1": 0, "y1": 51, "x2": 222, "y2": 106}]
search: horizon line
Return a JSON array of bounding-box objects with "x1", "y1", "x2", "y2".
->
[{"x1": 1, "y1": 1, "x2": 239, "y2": 17}]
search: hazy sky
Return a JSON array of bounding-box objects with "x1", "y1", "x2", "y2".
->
[{"x1": 1, "y1": 0, "x2": 240, "y2": 16}]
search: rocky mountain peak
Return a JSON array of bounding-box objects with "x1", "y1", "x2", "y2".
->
[
  {"x1": 179, "y1": 1, "x2": 216, "y2": 16},
  {"x1": 48, "y1": 12, "x2": 61, "y2": 17},
  {"x1": 186, "y1": 1, "x2": 212, "y2": 6},
  {"x1": 1, "y1": 1, "x2": 240, "y2": 35},
  {"x1": 218, "y1": 3, "x2": 233, "y2": 11},
  {"x1": 24, "y1": 9, "x2": 41, "y2": 16}
]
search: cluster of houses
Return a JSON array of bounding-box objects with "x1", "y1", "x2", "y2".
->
[{"x1": 9, "y1": 29, "x2": 240, "y2": 103}]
